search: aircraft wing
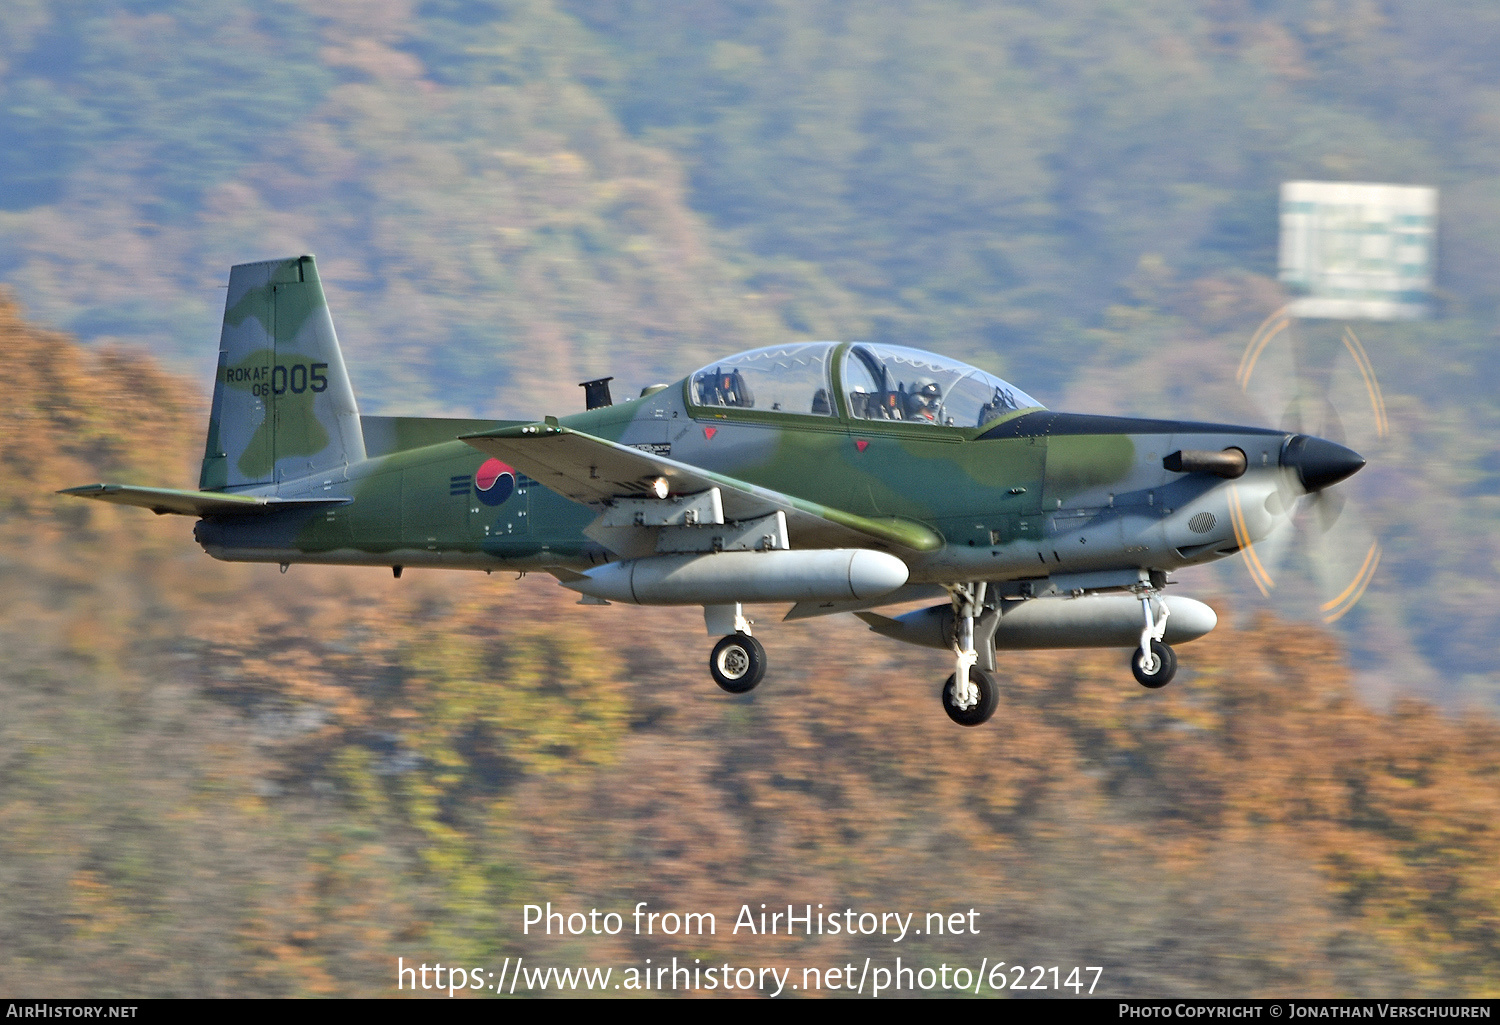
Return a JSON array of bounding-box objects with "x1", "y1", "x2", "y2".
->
[
  {"x1": 59, "y1": 484, "x2": 350, "y2": 517},
  {"x1": 459, "y1": 421, "x2": 942, "y2": 553}
]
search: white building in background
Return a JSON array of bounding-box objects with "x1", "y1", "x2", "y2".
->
[{"x1": 1279, "y1": 181, "x2": 1438, "y2": 320}]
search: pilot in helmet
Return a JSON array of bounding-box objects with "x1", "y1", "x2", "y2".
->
[{"x1": 906, "y1": 378, "x2": 943, "y2": 421}]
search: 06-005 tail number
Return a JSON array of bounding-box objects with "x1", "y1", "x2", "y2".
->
[{"x1": 232, "y1": 362, "x2": 330, "y2": 398}]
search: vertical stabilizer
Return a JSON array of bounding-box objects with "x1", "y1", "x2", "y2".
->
[{"x1": 200, "y1": 255, "x2": 365, "y2": 490}]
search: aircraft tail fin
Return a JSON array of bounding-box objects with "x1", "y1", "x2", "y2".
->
[{"x1": 200, "y1": 255, "x2": 365, "y2": 491}]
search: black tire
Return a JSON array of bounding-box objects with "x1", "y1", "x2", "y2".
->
[
  {"x1": 1131, "y1": 640, "x2": 1177, "y2": 688},
  {"x1": 710, "y1": 633, "x2": 766, "y2": 694},
  {"x1": 941, "y1": 667, "x2": 999, "y2": 727}
]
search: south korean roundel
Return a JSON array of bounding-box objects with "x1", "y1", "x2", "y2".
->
[{"x1": 474, "y1": 458, "x2": 516, "y2": 506}]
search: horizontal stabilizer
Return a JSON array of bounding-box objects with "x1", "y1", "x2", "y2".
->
[
  {"x1": 460, "y1": 421, "x2": 941, "y2": 553},
  {"x1": 59, "y1": 484, "x2": 350, "y2": 517}
]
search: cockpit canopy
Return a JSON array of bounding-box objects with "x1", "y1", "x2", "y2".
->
[
  {"x1": 691, "y1": 342, "x2": 836, "y2": 417},
  {"x1": 688, "y1": 342, "x2": 1042, "y2": 428}
]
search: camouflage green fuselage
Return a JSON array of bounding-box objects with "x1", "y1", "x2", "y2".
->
[{"x1": 196, "y1": 378, "x2": 1289, "y2": 589}]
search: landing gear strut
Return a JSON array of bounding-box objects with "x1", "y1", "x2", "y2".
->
[
  {"x1": 941, "y1": 582, "x2": 1000, "y2": 726},
  {"x1": 1131, "y1": 585, "x2": 1177, "y2": 688}
]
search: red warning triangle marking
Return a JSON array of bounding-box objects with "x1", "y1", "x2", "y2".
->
[
  {"x1": 855, "y1": 439, "x2": 868, "y2": 453},
  {"x1": 703, "y1": 427, "x2": 717, "y2": 440}
]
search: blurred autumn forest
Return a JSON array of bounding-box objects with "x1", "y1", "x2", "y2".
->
[
  {"x1": 3, "y1": 300, "x2": 1499, "y2": 997},
  {"x1": 3, "y1": 0, "x2": 1500, "y2": 999}
]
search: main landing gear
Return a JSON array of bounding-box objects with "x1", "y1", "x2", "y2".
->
[
  {"x1": 711, "y1": 633, "x2": 766, "y2": 693},
  {"x1": 942, "y1": 667, "x2": 998, "y2": 726},
  {"x1": 942, "y1": 582, "x2": 1001, "y2": 727},
  {"x1": 933, "y1": 578, "x2": 1182, "y2": 725},
  {"x1": 697, "y1": 584, "x2": 1182, "y2": 712},
  {"x1": 705, "y1": 603, "x2": 765, "y2": 694},
  {"x1": 1130, "y1": 585, "x2": 1177, "y2": 688}
]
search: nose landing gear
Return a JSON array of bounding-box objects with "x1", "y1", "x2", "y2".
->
[
  {"x1": 1131, "y1": 585, "x2": 1177, "y2": 688},
  {"x1": 1131, "y1": 639, "x2": 1177, "y2": 688}
]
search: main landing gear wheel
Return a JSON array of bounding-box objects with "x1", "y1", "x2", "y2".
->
[
  {"x1": 942, "y1": 667, "x2": 999, "y2": 727},
  {"x1": 711, "y1": 633, "x2": 766, "y2": 694},
  {"x1": 1131, "y1": 640, "x2": 1178, "y2": 688}
]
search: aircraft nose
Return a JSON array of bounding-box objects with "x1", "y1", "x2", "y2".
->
[{"x1": 1282, "y1": 434, "x2": 1365, "y2": 493}]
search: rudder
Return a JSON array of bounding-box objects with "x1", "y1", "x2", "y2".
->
[{"x1": 200, "y1": 255, "x2": 365, "y2": 490}]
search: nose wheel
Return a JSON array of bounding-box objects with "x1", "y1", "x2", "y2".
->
[
  {"x1": 1131, "y1": 586, "x2": 1177, "y2": 688},
  {"x1": 710, "y1": 633, "x2": 766, "y2": 693},
  {"x1": 1131, "y1": 639, "x2": 1177, "y2": 688}
]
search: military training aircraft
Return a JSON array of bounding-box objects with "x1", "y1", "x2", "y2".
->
[{"x1": 62, "y1": 256, "x2": 1368, "y2": 726}]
